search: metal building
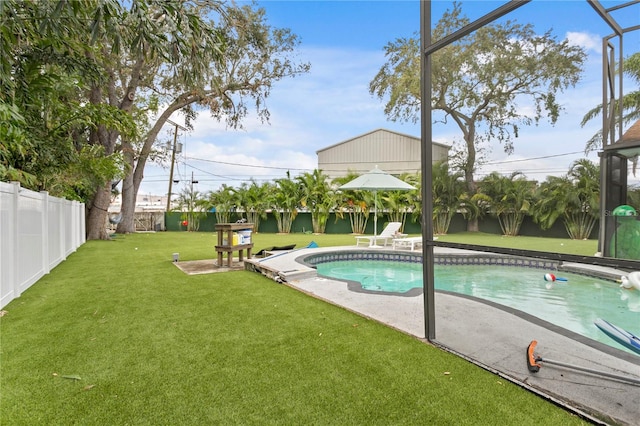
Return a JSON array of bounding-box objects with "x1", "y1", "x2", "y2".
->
[{"x1": 316, "y1": 128, "x2": 450, "y2": 179}]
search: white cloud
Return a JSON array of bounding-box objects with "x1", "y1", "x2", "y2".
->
[{"x1": 566, "y1": 31, "x2": 601, "y2": 54}]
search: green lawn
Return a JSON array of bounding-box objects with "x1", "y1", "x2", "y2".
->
[
  {"x1": 244, "y1": 231, "x2": 598, "y2": 258},
  {"x1": 436, "y1": 232, "x2": 598, "y2": 256},
  {"x1": 0, "y1": 232, "x2": 591, "y2": 425}
]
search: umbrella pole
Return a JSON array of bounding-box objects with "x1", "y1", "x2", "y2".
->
[
  {"x1": 373, "y1": 190, "x2": 378, "y2": 237},
  {"x1": 370, "y1": 190, "x2": 381, "y2": 248}
]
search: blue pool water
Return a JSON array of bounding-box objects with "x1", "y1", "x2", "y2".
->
[{"x1": 316, "y1": 260, "x2": 640, "y2": 354}]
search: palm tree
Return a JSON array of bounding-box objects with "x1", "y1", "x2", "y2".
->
[
  {"x1": 206, "y1": 184, "x2": 236, "y2": 224},
  {"x1": 296, "y1": 169, "x2": 334, "y2": 234},
  {"x1": 429, "y1": 162, "x2": 466, "y2": 235},
  {"x1": 478, "y1": 172, "x2": 536, "y2": 236},
  {"x1": 272, "y1": 172, "x2": 300, "y2": 234},
  {"x1": 333, "y1": 173, "x2": 370, "y2": 234},
  {"x1": 174, "y1": 186, "x2": 208, "y2": 232},
  {"x1": 582, "y1": 52, "x2": 640, "y2": 173},
  {"x1": 382, "y1": 173, "x2": 417, "y2": 232},
  {"x1": 403, "y1": 173, "x2": 422, "y2": 227},
  {"x1": 233, "y1": 180, "x2": 272, "y2": 232},
  {"x1": 533, "y1": 159, "x2": 600, "y2": 240}
]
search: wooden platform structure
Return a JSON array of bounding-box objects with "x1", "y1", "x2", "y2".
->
[{"x1": 215, "y1": 223, "x2": 254, "y2": 268}]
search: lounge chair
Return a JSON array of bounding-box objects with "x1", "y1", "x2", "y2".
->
[
  {"x1": 392, "y1": 236, "x2": 438, "y2": 251},
  {"x1": 392, "y1": 236, "x2": 422, "y2": 251},
  {"x1": 355, "y1": 222, "x2": 403, "y2": 247}
]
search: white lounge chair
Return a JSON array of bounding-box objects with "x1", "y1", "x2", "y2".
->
[
  {"x1": 355, "y1": 222, "x2": 403, "y2": 247},
  {"x1": 391, "y1": 236, "x2": 437, "y2": 251},
  {"x1": 392, "y1": 236, "x2": 422, "y2": 251}
]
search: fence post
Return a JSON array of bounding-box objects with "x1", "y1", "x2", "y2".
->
[
  {"x1": 71, "y1": 200, "x2": 78, "y2": 249},
  {"x1": 41, "y1": 191, "x2": 50, "y2": 274},
  {"x1": 79, "y1": 201, "x2": 86, "y2": 245},
  {"x1": 62, "y1": 199, "x2": 67, "y2": 259},
  {"x1": 62, "y1": 199, "x2": 68, "y2": 256},
  {"x1": 74, "y1": 200, "x2": 85, "y2": 248},
  {"x1": 11, "y1": 182, "x2": 20, "y2": 300}
]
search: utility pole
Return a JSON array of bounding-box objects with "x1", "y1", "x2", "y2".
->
[
  {"x1": 189, "y1": 171, "x2": 199, "y2": 212},
  {"x1": 166, "y1": 119, "x2": 187, "y2": 213}
]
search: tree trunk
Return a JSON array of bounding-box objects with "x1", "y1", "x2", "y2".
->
[
  {"x1": 465, "y1": 176, "x2": 479, "y2": 232},
  {"x1": 85, "y1": 80, "x2": 110, "y2": 240},
  {"x1": 464, "y1": 121, "x2": 478, "y2": 232},
  {"x1": 116, "y1": 143, "x2": 137, "y2": 233},
  {"x1": 86, "y1": 182, "x2": 112, "y2": 240},
  {"x1": 119, "y1": 95, "x2": 200, "y2": 235},
  {"x1": 85, "y1": 71, "x2": 122, "y2": 240},
  {"x1": 117, "y1": 171, "x2": 137, "y2": 233}
]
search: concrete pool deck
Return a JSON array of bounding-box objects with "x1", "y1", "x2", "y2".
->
[{"x1": 245, "y1": 246, "x2": 640, "y2": 425}]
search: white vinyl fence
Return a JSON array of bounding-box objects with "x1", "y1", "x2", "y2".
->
[{"x1": 1, "y1": 181, "x2": 85, "y2": 309}]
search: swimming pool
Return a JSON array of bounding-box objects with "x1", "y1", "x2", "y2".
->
[{"x1": 314, "y1": 258, "x2": 640, "y2": 355}]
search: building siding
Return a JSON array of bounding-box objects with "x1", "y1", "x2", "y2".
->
[{"x1": 317, "y1": 128, "x2": 449, "y2": 179}]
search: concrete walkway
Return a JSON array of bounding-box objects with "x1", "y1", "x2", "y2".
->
[{"x1": 246, "y1": 247, "x2": 640, "y2": 425}]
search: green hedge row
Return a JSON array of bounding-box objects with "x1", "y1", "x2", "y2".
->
[{"x1": 166, "y1": 211, "x2": 597, "y2": 239}]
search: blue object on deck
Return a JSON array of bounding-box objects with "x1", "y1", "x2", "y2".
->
[{"x1": 594, "y1": 318, "x2": 640, "y2": 355}]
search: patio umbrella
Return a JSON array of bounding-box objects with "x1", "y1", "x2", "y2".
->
[{"x1": 339, "y1": 166, "x2": 416, "y2": 242}]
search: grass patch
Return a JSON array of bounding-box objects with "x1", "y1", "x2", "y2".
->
[{"x1": 1, "y1": 232, "x2": 590, "y2": 424}]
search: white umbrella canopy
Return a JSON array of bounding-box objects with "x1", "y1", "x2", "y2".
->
[{"x1": 339, "y1": 166, "x2": 416, "y2": 239}]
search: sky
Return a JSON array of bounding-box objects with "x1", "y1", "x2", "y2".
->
[{"x1": 137, "y1": 0, "x2": 640, "y2": 199}]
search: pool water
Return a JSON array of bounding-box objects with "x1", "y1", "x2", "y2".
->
[{"x1": 316, "y1": 260, "x2": 640, "y2": 354}]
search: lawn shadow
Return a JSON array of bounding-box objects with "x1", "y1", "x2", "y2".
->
[{"x1": 174, "y1": 259, "x2": 246, "y2": 275}]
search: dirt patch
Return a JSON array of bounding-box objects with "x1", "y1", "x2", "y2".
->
[{"x1": 173, "y1": 259, "x2": 246, "y2": 275}]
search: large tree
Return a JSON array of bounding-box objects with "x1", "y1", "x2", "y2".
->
[
  {"x1": 83, "y1": 0, "x2": 217, "y2": 240},
  {"x1": 369, "y1": 2, "x2": 586, "y2": 231},
  {"x1": 0, "y1": 0, "x2": 136, "y2": 198},
  {"x1": 1, "y1": 1, "x2": 309, "y2": 240},
  {"x1": 115, "y1": 4, "x2": 310, "y2": 237}
]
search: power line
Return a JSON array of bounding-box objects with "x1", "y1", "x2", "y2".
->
[
  {"x1": 186, "y1": 150, "x2": 590, "y2": 173},
  {"x1": 151, "y1": 150, "x2": 596, "y2": 191},
  {"x1": 184, "y1": 162, "x2": 246, "y2": 181},
  {"x1": 186, "y1": 156, "x2": 312, "y2": 171},
  {"x1": 483, "y1": 151, "x2": 586, "y2": 165}
]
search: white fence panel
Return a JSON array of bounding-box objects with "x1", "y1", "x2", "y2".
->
[
  {"x1": 63, "y1": 199, "x2": 75, "y2": 257},
  {"x1": 0, "y1": 182, "x2": 85, "y2": 309},
  {"x1": 47, "y1": 194, "x2": 64, "y2": 271},
  {"x1": 16, "y1": 188, "x2": 45, "y2": 294}
]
